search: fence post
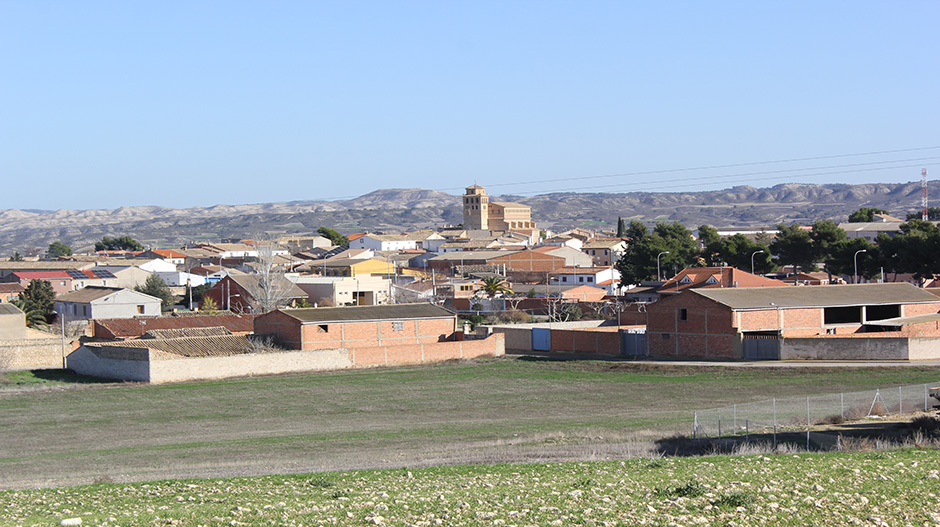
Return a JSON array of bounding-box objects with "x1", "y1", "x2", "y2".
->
[
  {"x1": 733, "y1": 404, "x2": 737, "y2": 435},
  {"x1": 806, "y1": 396, "x2": 811, "y2": 450},
  {"x1": 899, "y1": 386, "x2": 903, "y2": 415},
  {"x1": 926, "y1": 384, "x2": 930, "y2": 412},
  {"x1": 841, "y1": 392, "x2": 844, "y2": 420},
  {"x1": 773, "y1": 398, "x2": 777, "y2": 449},
  {"x1": 718, "y1": 415, "x2": 721, "y2": 438},
  {"x1": 693, "y1": 411, "x2": 698, "y2": 439}
]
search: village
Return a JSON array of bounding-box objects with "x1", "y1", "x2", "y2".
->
[{"x1": 2, "y1": 184, "x2": 940, "y2": 383}]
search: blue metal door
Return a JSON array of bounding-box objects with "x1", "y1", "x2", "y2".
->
[{"x1": 532, "y1": 328, "x2": 551, "y2": 351}]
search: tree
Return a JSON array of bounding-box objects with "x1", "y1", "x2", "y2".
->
[
  {"x1": 200, "y1": 297, "x2": 219, "y2": 314},
  {"x1": 479, "y1": 276, "x2": 513, "y2": 298},
  {"x1": 135, "y1": 274, "x2": 175, "y2": 310},
  {"x1": 697, "y1": 224, "x2": 723, "y2": 266},
  {"x1": 770, "y1": 224, "x2": 817, "y2": 274},
  {"x1": 810, "y1": 219, "x2": 848, "y2": 277},
  {"x1": 616, "y1": 217, "x2": 627, "y2": 238},
  {"x1": 317, "y1": 227, "x2": 348, "y2": 247},
  {"x1": 615, "y1": 221, "x2": 697, "y2": 285},
  {"x1": 95, "y1": 236, "x2": 144, "y2": 252},
  {"x1": 8, "y1": 252, "x2": 23, "y2": 262},
  {"x1": 848, "y1": 207, "x2": 888, "y2": 223},
  {"x1": 245, "y1": 239, "x2": 297, "y2": 313},
  {"x1": 879, "y1": 220, "x2": 940, "y2": 282},
  {"x1": 18, "y1": 279, "x2": 56, "y2": 319},
  {"x1": 906, "y1": 207, "x2": 940, "y2": 221},
  {"x1": 46, "y1": 241, "x2": 72, "y2": 259},
  {"x1": 11, "y1": 299, "x2": 49, "y2": 328}
]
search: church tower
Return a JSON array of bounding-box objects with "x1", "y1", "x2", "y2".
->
[{"x1": 463, "y1": 184, "x2": 489, "y2": 230}]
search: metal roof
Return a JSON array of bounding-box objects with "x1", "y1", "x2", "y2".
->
[
  {"x1": 693, "y1": 283, "x2": 940, "y2": 310},
  {"x1": 276, "y1": 303, "x2": 455, "y2": 324}
]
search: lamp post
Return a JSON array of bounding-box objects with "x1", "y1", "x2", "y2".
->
[
  {"x1": 751, "y1": 250, "x2": 765, "y2": 275},
  {"x1": 657, "y1": 251, "x2": 670, "y2": 281},
  {"x1": 854, "y1": 249, "x2": 868, "y2": 284}
]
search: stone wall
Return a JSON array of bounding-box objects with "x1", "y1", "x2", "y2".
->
[{"x1": 0, "y1": 338, "x2": 66, "y2": 371}]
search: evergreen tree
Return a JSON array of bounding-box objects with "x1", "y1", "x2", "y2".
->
[
  {"x1": 18, "y1": 279, "x2": 56, "y2": 319},
  {"x1": 95, "y1": 236, "x2": 144, "y2": 252},
  {"x1": 848, "y1": 207, "x2": 888, "y2": 222},
  {"x1": 616, "y1": 217, "x2": 627, "y2": 238},
  {"x1": 135, "y1": 274, "x2": 175, "y2": 309},
  {"x1": 8, "y1": 252, "x2": 23, "y2": 262},
  {"x1": 317, "y1": 227, "x2": 349, "y2": 247},
  {"x1": 46, "y1": 241, "x2": 73, "y2": 259}
]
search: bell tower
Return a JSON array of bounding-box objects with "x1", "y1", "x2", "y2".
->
[{"x1": 463, "y1": 184, "x2": 489, "y2": 230}]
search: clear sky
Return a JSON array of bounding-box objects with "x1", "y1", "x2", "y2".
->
[{"x1": 2, "y1": 1, "x2": 938, "y2": 211}]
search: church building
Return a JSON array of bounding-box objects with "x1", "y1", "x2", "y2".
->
[{"x1": 462, "y1": 185, "x2": 536, "y2": 232}]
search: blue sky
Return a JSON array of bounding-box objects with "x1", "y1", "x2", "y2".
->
[{"x1": 2, "y1": 1, "x2": 938, "y2": 211}]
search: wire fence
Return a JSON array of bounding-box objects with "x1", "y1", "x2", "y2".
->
[{"x1": 693, "y1": 382, "x2": 940, "y2": 441}]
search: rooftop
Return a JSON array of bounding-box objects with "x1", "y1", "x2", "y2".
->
[
  {"x1": 694, "y1": 282, "x2": 940, "y2": 310},
  {"x1": 272, "y1": 304, "x2": 455, "y2": 324}
]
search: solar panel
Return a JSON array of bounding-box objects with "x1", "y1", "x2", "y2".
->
[
  {"x1": 66, "y1": 270, "x2": 87, "y2": 279},
  {"x1": 94, "y1": 269, "x2": 116, "y2": 279}
]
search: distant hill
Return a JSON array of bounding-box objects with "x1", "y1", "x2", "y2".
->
[{"x1": 0, "y1": 181, "x2": 933, "y2": 256}]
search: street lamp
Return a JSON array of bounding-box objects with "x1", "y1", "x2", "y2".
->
[
  {"x1": 751, "y1": 250, "x2": 765, "y2": 275},
  {"x1": 657, "y1": 251, "x2": 670, "y2": 281},
  {"x1": 854, "y1": 249, "x2": 868, "y2": 284}
]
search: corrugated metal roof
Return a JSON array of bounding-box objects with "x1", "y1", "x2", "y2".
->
[
  {"x1": 694, "y1": 283, "x2": 940, "y2": 310},
  {"x1": 274, "y1": 303, "x2": 455, "y2": 323}
]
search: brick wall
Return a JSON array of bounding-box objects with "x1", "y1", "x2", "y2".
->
[
  {"x1": 298, "y1": 317, "x2": 456, "y2": 351},
  {"x1": 549, "y1": 328, "x2": 620, "y2": 355}
]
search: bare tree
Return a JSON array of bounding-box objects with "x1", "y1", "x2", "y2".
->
[{"x1": 247, "y1": 238, "x2": 297, "y2": 313}]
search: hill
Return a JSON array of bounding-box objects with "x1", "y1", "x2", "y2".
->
[{"x1": 0, "y1": 181, "x2": 933, "y2": 255}]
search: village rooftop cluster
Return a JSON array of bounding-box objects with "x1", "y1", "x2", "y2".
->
[{"x1": 2, "y1": 186, "x2": 940, "y2": 382}]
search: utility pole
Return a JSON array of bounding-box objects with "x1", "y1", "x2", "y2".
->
[{"x1": 923, "y1": 168, "x2": 929, "y2": 221}]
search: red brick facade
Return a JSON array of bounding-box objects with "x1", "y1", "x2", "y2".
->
[
  {"x1": 647, "y1": 288, "x2": 940, "y2": 359},
  {"x1": 254, "y1": 309, "x2": 458, "y2": 351}
]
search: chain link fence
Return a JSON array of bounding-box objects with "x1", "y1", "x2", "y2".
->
[{"x1": 693, "y1": 382, "x2": 940, "y2": 440}]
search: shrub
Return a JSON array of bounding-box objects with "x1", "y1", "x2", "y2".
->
[
  {"x1": 714, "y1": 490, "x2": 754, "y2": 509},
  {"x1": 910, "y1": 415, "x2": 940, "y2": 433}
]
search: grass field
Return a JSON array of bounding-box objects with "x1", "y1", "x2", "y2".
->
[
  {"x1": 2, "y1": 357, "x2": 940, "y2": 489},
  {"x1": 2, "y1": 449, "x2": 939, "y2": 526}
]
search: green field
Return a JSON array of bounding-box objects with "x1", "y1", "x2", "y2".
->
[
  {"x1": 2, "y1": 450, "x2": 939, "y2": 526},
  {"x1": 1, "y1": 358, "x2": 940, "y2": 489}
]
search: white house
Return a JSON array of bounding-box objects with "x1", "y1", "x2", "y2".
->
[
  {"x1": 290, "y1": 275, "x2": 391, "y2": 306},
  {"x1": 548, "y1": 266, "x2": 621, "y2": 294},
  {"x1": 55, "y1": 287, "x2": 162, "y2": 320},
  {"x1": 156, "y1": 271, "x2": 208, "y2": 287},
  {"x1": 351, "y1": 234, "x2": 420, "y2": 252}
]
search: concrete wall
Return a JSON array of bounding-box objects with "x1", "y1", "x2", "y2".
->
[
  {"x1": 68, "y1": 334, "x2": 505, "y2": 383},
  {"x1": 0, "y1": 338, "x2": 65, "y2": 370},
  {"x1": 780, "y1": 336, "x2": 940, "y2": 361},
  {"x1": 0, "y1": 313, "x2": 26, "y2": 340}
]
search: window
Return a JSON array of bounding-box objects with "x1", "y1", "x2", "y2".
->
[
  {"x1": 136, "y1": 305, "x2": 144, "y2": 314},
  {"x1": 578, "y1": 276, "x2": 584, "y2": 283},
  {"x1": 679, "y1": 308, "x2": 688, "y2": 321},
  {"x1": 661, "y1": 333, "x2": 671, "y2": 340},
  {"x1": 392, "y1": 321, "x2": 404, "y2": 331},
  {"x1": 318, "y1": 324, "x2": 329, "y2": 333},
  {"x1": 561, "y1": 277, "x2": 567, "y2": 282},
  {"x1": 587, "y1": 277, "x2": 593, "y2": 283}
]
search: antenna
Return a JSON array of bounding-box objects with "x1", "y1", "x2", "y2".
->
[{"x1": 922, "y1": 168, "x2": 929, "y2": 221}]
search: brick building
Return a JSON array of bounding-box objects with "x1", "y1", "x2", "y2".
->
[
  {"x1": 646, "y1": 283, "x2": 940, "y2": 360},
  {"x1": 254, "y1": 304, "x2": 458, "y2": 351}
]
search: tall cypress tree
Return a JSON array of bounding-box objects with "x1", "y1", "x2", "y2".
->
[{"x1": 616, "y1": 217, "x2": 627, "y2": 238}]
